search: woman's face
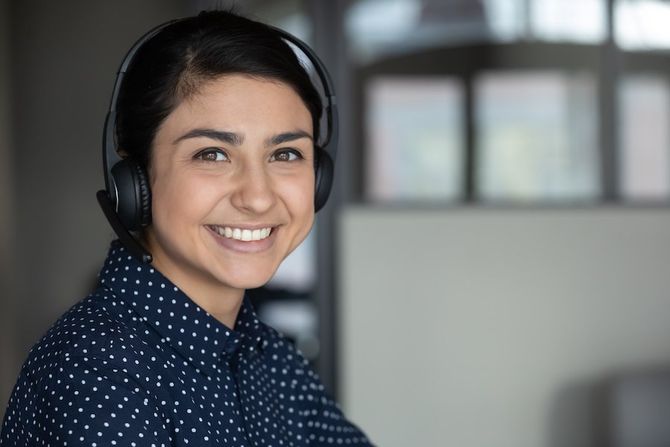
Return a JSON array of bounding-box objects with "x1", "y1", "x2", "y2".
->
[{"x1": 145, "y1": 74, "x2": 315, "y2": 301}]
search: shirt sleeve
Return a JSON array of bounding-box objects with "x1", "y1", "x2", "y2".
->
[
  {"x1": 282, "y1": 341, "x2": 374, "y2": 446},
  {"x1": 2, "y1": 354, "x2": 173, "y2": 447}
]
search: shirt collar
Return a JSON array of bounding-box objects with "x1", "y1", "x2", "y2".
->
[{"x1": 98, "y1": 240, "x2": 267, "y2": 376}]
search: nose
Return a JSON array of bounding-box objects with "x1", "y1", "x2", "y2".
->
[{"x1": 230, "y1": 162, "x2": 277, "y2": 214}]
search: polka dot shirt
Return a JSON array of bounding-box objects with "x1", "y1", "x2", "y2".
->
[{"x1": 1, "y1": 241, "x2": 372, "y2": 446}]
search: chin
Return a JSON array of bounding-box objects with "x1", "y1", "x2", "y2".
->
[{"x1": 213, "y1": 269, "x2": 276, "y2": 291}]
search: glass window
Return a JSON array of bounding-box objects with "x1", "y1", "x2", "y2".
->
[
  {"x1": 347, "y1": 0, "x2": 607, "y2": 64},
  {"x1": 483, "y1": 0, "x2": 606, "y2": 43},
  {"x1": 616, "y1": 0, "x2": 670, "y2": 50},
  {"x1": 346, "y1": 0, "x2": 492, "y2": 62},
  {"x1": 481, "y1": 0, "x2": 528, "y2": 41},
  {"x1": 529, "y1": 0, "x2": 606, "y2": 43},
  {"x1": 619, "y1": 75, "x2": 670, "y2": 200},
  {"x1": 365, "y1": 77, "x2": 464, "y2": 202},
  {"x1": 476, "y1": 71, "x2": 600, "y2": 201}
]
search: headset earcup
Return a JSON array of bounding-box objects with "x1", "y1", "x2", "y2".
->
[
  {"x1": 314, "y1": 147, "x2": 334, "y2": 212},
  {"x1": 133, "y1": 162, "x2": 152, "y2": 227},
  {"x1": 110, "y1": 159, "x2": 152, "y2": 231}
]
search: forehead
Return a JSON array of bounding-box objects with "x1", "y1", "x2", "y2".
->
[{"x1": 162, "y1": 74, "x2": 313, "y2": 135}]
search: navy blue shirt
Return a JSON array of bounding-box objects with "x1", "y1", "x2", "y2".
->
[{"x1": 1, "y1": 241, "x2": 371, "y2": 446}]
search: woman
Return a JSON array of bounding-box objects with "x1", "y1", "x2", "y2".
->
[{"x1": 1, "y1": 10, "x2": 372, "y2": 446}]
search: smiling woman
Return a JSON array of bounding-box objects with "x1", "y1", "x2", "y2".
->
[{"x1": 0, "y1": 10, "x2": 371, "y2": 447}]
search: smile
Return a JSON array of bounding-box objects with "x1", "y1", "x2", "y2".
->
[{"x1": 207, "y1": 225, "x2": 273, "y2": 241}]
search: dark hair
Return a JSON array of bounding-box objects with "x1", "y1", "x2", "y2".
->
[{"x1": 116, "y1": 10, "x2": 323, "y2": 168}]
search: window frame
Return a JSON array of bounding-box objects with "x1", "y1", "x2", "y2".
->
[{"x1": 354, "y1": 41, "x2": 670, "y2": 204}]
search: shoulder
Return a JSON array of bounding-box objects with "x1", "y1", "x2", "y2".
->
[
  {"x1": 20, "y1": 285, "x2": 146, "y2": 385},
  {"x1": 254, "y1": 322, "x2": 373, "y2": 444},
  {"x1": 258, "y1": 321, "x2": 326, "y2": 386},
  {"x1": 259, "y1": 321, "x2": 305, "y2": 361},
  {"x1": 3, "y1": 288, "x2": 172, "y2": 444}
]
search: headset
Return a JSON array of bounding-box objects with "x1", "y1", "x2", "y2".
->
[{"x1": 97, "y1": 16, "x2": 338, "y2": 264}]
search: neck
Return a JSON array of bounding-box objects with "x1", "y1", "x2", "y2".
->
[
  {"x1": 144, "y1": 236, "x2": 245, "y2": 330},
  {"x1": 158, "y1": 261, "x2": 244, "y2": 329}
]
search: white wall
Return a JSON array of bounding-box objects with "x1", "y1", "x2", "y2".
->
[{"x1": 339, "y1": 207, "x2": 670, "y2": 447}]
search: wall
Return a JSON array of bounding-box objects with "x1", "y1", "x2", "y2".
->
[
  {"x1": 340, "y1": 207, "x2": 670, "y2": 447},
  {"x1": 0, "y1": 0, "x2": 17, "y2": 412},
  {"x1": 3, "y1": 0, "x2": 189, "y2": 419}
]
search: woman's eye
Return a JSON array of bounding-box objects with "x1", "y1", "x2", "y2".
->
[
  {"x1": 195, "y1": 148, "x2": 228, "y2": 162},
  {"x1": 272, "y1": 149, "x2": 303, "y2": 162}
]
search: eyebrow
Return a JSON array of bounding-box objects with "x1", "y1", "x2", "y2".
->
[
  {"x1": 267, "y1": 130, "x2": 313, "y2": 146},
  {"x1": 173, "y1": 128, "x2": 313, "y2": 147},
  {"x1": 173, "y1": 129, "x2": 243, "y2": 146}
]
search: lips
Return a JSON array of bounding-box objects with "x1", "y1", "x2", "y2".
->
[
  {"x1": 207, "y1": 225, "x2": 273, "y2": 241},
  {"x1": 205, "y1": 224, "x2": 278, "y2": 254}
]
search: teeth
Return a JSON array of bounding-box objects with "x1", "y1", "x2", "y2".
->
[{"x1": 212, "y1": 226, "x2": 273, "y2": 241}]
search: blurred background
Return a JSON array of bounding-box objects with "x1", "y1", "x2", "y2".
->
[{"x1": 3, "y1": 0, "x2": 670, "y2": 445}]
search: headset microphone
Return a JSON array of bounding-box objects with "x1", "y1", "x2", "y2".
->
[{"x1": 97, "y1": 191, "x2": 152, "y2": 263}]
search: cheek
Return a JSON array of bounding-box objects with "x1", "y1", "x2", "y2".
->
[
  {"x1": 151, "y1": 170, "x2": 216, "y2": 226},
  {"x1": 284, "y1": 173, "x2": 316, "y2": 253},
  {"x1": 280, "y1": 171, "x2": 316, "y2": 222}
]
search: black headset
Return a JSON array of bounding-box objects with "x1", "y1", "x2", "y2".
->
[{"x1": 97, "y1": 16, "x2": 338, "y2": 264}]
